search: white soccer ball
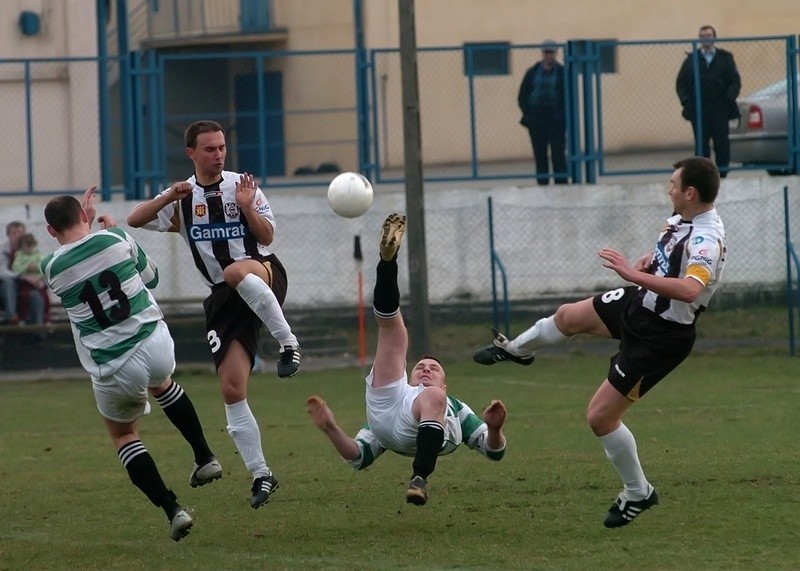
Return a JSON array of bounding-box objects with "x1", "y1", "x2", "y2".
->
[{"x1": 327, "y1": 172, "x2": 374, "y2": 218}]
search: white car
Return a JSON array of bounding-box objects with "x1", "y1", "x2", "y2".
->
[{"x1": 729, "y1": 75, "x2": 799, "y2": 175}]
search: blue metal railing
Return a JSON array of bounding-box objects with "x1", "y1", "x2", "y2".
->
[
  {"x1": 784, "y1": 185, "x2": 799, "y2": 356},
  {"x1": 487, "y1": 196, "x2": 510, "y2": 336},
  {"x1": 4, "y1": 32, "x2": 800, "y2": 197}
]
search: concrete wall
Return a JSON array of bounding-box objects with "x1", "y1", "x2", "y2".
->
[{"x1": 9, "y1": 175, "x2": 798, "y2": 310}]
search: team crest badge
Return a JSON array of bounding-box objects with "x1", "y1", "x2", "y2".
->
[
  {"x1": 225, "y1": 202, "x2": 240, "y2": 218},
  {"x1": 195, "y1": 204, "x2": 206, "y2": 218}
]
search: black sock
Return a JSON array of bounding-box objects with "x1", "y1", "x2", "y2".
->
[
  {"x1": 412, "y1": 421, "x2": 444, "y2": 479},
  {"x1": 118, "y1": 440, "x2": 180, "y2": 518},
  {"x1": 373, "y1": 259, "x2": 399, "y2": 317},
  {"x1": 155, "y1": 381, "x2": 214, "y2": 465}
]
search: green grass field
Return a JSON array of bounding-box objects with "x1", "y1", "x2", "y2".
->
[{"x1": 1, "y1": 306, "x2": 799, "y2": 569}]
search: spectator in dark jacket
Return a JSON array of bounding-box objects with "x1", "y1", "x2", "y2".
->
[
  {"x1": 518, "y1": 40, "x2": 568, "y2": 185},
  {"x1": 676, "y1": 25, "x2": 741, "y2": 177}
]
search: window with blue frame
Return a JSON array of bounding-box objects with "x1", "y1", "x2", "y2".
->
[{"x1": 463, "y1": 42, "x2": 510, "y2": 76}]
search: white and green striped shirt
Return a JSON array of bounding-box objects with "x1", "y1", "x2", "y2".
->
[
  {"x1": 41, "y1": 227, "x2": 164, "y2": 379},
  {"x1": 348, "y1": 395, "x2": 506, "y2": 470}
]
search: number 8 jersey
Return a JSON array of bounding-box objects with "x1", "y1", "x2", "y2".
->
[{"x1": 41, "y1": 227, "x2": 163, "y2": 377}]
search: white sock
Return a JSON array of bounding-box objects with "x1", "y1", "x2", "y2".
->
[
  {"x1": 509, "y1": 316, "x2": 568, "y2": 355},
  {"x1": 225, "y1": 400, "x2": 271, "y2": 479},
  {"x1": 236, "y1": 274, "x2": 297, "y2": 347},
  {"x1": 598, "y1": 422, "x2": 650, "y2": 500}
]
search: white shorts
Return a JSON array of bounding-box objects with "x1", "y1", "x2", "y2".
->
[
  {"x1": 91, "y1": 320, "x2": 176, "y2": 423},
  {"x1": 364, "y1": 369, "x2": 462, "y2": 456}
]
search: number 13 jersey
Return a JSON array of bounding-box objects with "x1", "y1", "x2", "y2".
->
[{"x1": 41, "y1": 227, "x2": 163, "y2": 378}]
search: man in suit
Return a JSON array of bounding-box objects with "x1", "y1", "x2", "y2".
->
[{"x1": 676, "y1": 25, "x2": 741, "y2": 177}]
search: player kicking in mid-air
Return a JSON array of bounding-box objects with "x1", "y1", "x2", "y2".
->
[
  {"x1": 473, "y1": 156, "x2": 726, "y2": 528},
  {"x1": 307, "y1": 213, "x2": 508, "y2": 505},
  {"x1": 128, "y1": 120, "x2": 298, "y2": 508},
  {"x1": 42, "y1": 188, "x2": 222, "y2": 541}
]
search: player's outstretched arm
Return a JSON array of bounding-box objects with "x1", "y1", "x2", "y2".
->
[
  {"x1": 307, "y1": 396, "x2": 360, "y2": 461},
  {"x1": 127, "y1": 181, "x2": 192, "y2": 227},
  {"x1": 482, "y1": 399, "x2": 507, "y2": 452}
]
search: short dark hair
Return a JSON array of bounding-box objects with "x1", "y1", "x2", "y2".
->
[
  {"x1": 44, "y1": 195, "x2": 83, "y2": 233},
  {"x1": 672, "y1": 156, "x2": 720, "y2": 203},
  {"x1": 184, "y1": 120, "x2": 224, "y2": 148},
  {"x1": 420, "y1": 354, "x2": 443, "y2": 366},
  {"x1": 699, "y1": 25, "x2": 717, "y2": 37}
]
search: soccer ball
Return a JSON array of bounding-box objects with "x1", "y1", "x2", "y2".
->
[{"x1": 327, "y1": 172, "x2": 374, "y2": 218}]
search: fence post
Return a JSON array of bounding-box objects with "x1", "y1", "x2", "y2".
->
[
  {"x1": 354, "y1": 0, "x2": 372, "y2": 180},
  {"x1": 96, "y1": 0, "x2": 112, "y2": 201},
  {"x1": 785, "y1": 185, "x2": 797, "y2": 356},
  {"x1": 786, "y1": 35, "x2": 799, "y2": 174}
]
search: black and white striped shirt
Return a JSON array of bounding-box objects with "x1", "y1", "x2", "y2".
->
[{"x1": 149, "y1": 171, "x2": 277, "y2": 287}]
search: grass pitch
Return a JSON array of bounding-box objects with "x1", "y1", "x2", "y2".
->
[{"x1": 1, "y1": 306, "x2": 799, "y2": 569}]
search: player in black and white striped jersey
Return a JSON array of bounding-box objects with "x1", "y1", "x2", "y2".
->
[
  {"x1": 474, "y1": 156, "x2": 726, "y2": 528},
  {"x1": 128, "y1": 120, "x2": 297, "y2": 509}
]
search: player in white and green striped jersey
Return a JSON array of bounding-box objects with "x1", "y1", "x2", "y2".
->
[
  {"x1": 307, "y1": 214, "x2": 507, "y2": 507},
  {"x1": 42, "y1": 189, "x2": 222, "y2": 542}
]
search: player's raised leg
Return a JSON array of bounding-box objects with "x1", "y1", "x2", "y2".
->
[
  {"x1": 225, "y1": 259, "x2": 301, "y2": 378},
  {"x1": 473, "y1": 297, "x2": 606, "y2": 365},
  {"x1": 370, "y1": 213, "x2": 408, "y2": 389}
]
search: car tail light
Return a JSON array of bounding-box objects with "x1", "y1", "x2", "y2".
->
[{"x1": 747, "y1": 104, "x2": 763, "y2": 129}]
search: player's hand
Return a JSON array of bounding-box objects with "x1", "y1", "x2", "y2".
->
[
  {"x1": 81, "y1": 185, "x2": 98, "y2": 227},
  {"x1": 235, "y1": 172, "x2": 257, "y2": 208},
  {"x1": 169, "y1": 181, "x2": 193, "y2": 198},
  {"x1": 633, "y1": 252, "x2": 653, "y2": 272},
  {"x1": 598, "y1": 247, "x2": 636, "y2": 281},
  {"x1": 482, "y1": 399, "x2": 507, "y2": 430},
  {"x1": 98, "y1": 214, "x2": 116, "y2": 229},
  {"x1": 307, "y1": 395, "x2": 338, "y2": 433}
]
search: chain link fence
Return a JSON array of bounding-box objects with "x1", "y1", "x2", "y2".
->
[
  {"x1": 0, "y1": 58, "x2": 106, "y2": 194},
  {"x1": 597, "y1": 37, "x2": 794, "y2": 174},
  {"x1": 0, "y1": 36, "x2": 796, "y2": 197},
  {"x1": 5, "y1": 178, "x2": 795, "y2": 310}
]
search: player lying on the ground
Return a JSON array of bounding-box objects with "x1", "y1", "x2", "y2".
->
[{"x1": 307, "y1": 213, "x2": 507, "y2": 506}]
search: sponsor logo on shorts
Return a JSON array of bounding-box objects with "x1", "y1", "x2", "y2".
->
[
  {"x1": 692, "y1": 236, "x2": 704, "y2": 245},
  {"x1": 614, "y1": 364, "x2": 626, "y2": 377}
]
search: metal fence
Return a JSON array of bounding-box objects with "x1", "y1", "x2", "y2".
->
[
  {"x1": 5, "y1": 177, "x2": 796, "y2": 311},
  {"x1": 0, "y1": 35, "x2": 797, "y2": 198}
]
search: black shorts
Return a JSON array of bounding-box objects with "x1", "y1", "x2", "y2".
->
[
  {"x1": 203, "y1": 254, "x2": 288, "y2": 370},
  {"x1": 592, "y1": 286, "x2": 695, "y2": 400}
]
